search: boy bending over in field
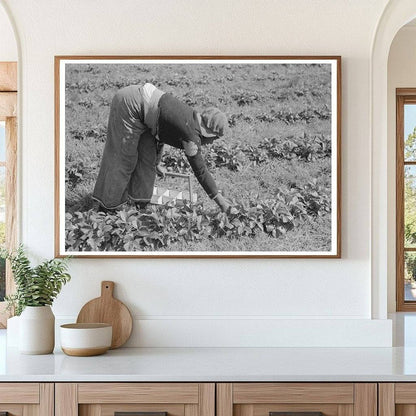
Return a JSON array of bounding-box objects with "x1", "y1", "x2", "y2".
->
[{"x1": 93, "y1": 83, "x2": 230, "y2": 212}]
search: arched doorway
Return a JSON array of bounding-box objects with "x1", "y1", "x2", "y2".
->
[
  {"x1": 371, "y1": 0, "x2": 416, "y2": 319},
  {"x1": 0, "y1": 0, "x2": 18, "y2": 327}
]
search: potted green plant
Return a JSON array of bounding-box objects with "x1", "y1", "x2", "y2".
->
[{"x1": 2, "y1": 246, "x2": 71, "y2": 354}]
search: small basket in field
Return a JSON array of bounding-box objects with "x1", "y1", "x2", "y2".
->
[{"x1": 151, "y1": 172, "x2": 197, "y2": 205}]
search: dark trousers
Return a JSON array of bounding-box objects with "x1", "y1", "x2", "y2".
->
[{"x1": 93, "y1": 86, "x2": 157, "y2": 209}]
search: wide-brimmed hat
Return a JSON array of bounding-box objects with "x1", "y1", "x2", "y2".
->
[{"x1": 200, "y1": 107, "x2": 227, "y2": 137}]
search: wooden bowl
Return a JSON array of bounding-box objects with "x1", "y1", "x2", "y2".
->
[{"x1": 60, "y1": 323, "x2": 112, "y2": 356}]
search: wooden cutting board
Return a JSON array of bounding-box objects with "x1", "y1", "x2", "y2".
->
[{"x1": 76, "y1": 281, "x2": 133, "y2": 349}]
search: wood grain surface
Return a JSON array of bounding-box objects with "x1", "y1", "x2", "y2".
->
[
  {"x1": 5, "y1": 116, "x2": 17, "y2": 297},
  {"x1": 0, "y1": 92, "x2": 16, "y2": 120},
  {"x1": 217, "y1": 384, "x2": 233, "y2": 416},
  {"x1": 0, "y1": 61, "x2": 17, "y2": 328},
  {"x1": 55, "y1": 383, "x2": 78, "y2": 416},
  {"x1": 200, "y1": 383, "x2": 215, "y2": 416},
  {"x1": 353, "y1": 384, "x2": 377, "y2": 416},
  {"x1": 233, "y1": 383, "x2": 354, "y2": 404},
  {"x1": 77, "y1": 383, "x2": 199, "y2": 404},
  {"x1": 77, "y1": 281, "x2": 133, "y2": 348},
  {"x1": 395, "y1": 383, "x2": 416, "y2": 403},
  {"x1": 92, "y1": 403, "x2": 185, "y2": 416},
  {"x1": 0, "y1": 62, "x2": 17, "y2": 92},
  {"x1": 396, "y1": 89, "x2": 416, "y2": 311},
  {"x1": 0, "y1": 383, "x2": 39, "y2": 403},
  {"x1": 379, "y1": 383, "x2": 395, "y2": 416},
  {"x1": 39, "y1": 383, "x2": 54, "y2": 416}
]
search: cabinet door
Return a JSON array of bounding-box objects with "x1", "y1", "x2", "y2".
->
[
  {"x1": 217, "y1": 383, "x2": 377, "y2": 416},
  {"x1": 379, "y1": 383, "x2": 416, "y2": 416},
  {"x1": 55, "y1": 383, "x2": 215, "y2": 416},
  {"x1": 0, "y1": 383, "x2": 53, "y2": 416}
]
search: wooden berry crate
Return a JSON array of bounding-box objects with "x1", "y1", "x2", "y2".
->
[{"x1": 151, "y1": 172, "x2": 197, "y2": 205}]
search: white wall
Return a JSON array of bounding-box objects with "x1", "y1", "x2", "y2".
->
[
  {"x1": 0, "y1": 3, "x2": 17, "y2": 61},
  {"x1": 0, "y1": 0, "x2": 393, "y2": 346},
  {"x1": 387, "y1": 25, "x2": 416, "y2": 312}
]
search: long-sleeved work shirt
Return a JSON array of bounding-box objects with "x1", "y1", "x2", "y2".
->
[{"x1": 156, "y1": 93, "x2": 218, "y2": 199}]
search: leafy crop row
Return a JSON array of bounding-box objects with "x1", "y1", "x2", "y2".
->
[
  {"x1": 229, "y1": 107, "x2": 330, "y2": 126},
  {"x1": 161, "y1": 135, "x2": 331, "y2": 174},
  {"x1": 68, "y1": 125, "x2": 107, "y2": 142},
  {"x1": 65, "y1": 133, "x2": 330, "y2": 197},
  {"x1": 65, "y1": 180, "x2": 330, "y2": 252}
]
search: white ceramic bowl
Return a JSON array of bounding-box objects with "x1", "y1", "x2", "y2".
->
[{"x1": 60, "y1": 323, "x2": 112, "y2": 356}]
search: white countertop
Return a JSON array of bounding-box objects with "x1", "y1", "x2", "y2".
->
[{"x1": 2, "y1": 329, "x2": 416, "y2": 382}]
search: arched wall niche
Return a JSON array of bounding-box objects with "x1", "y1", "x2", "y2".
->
[{"x1": 371, "y1": 0, "x2": 416, "y2": 319}]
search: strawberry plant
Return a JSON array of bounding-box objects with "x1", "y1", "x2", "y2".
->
[
  {"x1": 232, "y1": 90, "x2": 260, "y2": 106},
  {"x1": 159, "y1": 135, "x2": 332, "y2": 175},
  {"x1": 256, "y1": 108, "x2": 330, "y2": 124},
  {"x1": 65, "y1": 181, "x2": 330, "y2": 252}
]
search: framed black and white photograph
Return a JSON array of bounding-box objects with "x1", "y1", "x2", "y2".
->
[{"x1": 55, "y1": 56, "x2": 341, "y2": 258}]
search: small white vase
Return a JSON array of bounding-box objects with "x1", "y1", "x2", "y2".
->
[
  {"x1": 19, "y1": 306, "x2": 55, "y2": 354},
  {"x1": 6, "y1": 315, "x2": 20, "y2": 347}
]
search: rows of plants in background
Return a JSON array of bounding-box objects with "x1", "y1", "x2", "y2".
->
[
  {"x1": 65, "y1": 134, "x2": 331, "y2": 190},
  {"x1": 65, "y1": 179, "x2": 330, "y2": 252},
  {"x1": 229, "y1": 107, "x2": 330, "y2": 125},
  {"x1": 162, "y1": 134, "x2": 331, "y2": 174},
  {"x1": 66, "y1": 107, "x2": 331, "y2": 143}
]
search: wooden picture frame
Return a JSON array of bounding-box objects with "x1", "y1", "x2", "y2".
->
[
  {"x1": 396, "y1": 88, "x2": 416, "y2": 311},
  {"x1": 55, "y1": 56, "x2": 341, "y2": 258},
  {"x1": 0, "y1": 61, "x2": 18, "y2": 327}
]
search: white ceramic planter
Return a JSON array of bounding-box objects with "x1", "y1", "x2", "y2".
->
[
  {"x1": 6, "y1": 315, "x2": 20, "y2": 347},
  {"x1": 19, "y1": 306, "x2": 55, "y2": 354}
]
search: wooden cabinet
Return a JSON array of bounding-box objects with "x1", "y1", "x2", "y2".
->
[
  {"x1": 55, "y1": 383, "x2": 215, "y2": 416},
  {"x1": 0, "y1": 381, "x2": 386, "y2": 416},
  {"x1": 379, "y1": 383, "x2": 416, "y2": 416},
  {"x1": 217, "y1": 383, "x2": 377, "y2": 416},
  {"x1": 0, "y1": 383, "x2": 53, "y2": 416}
]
